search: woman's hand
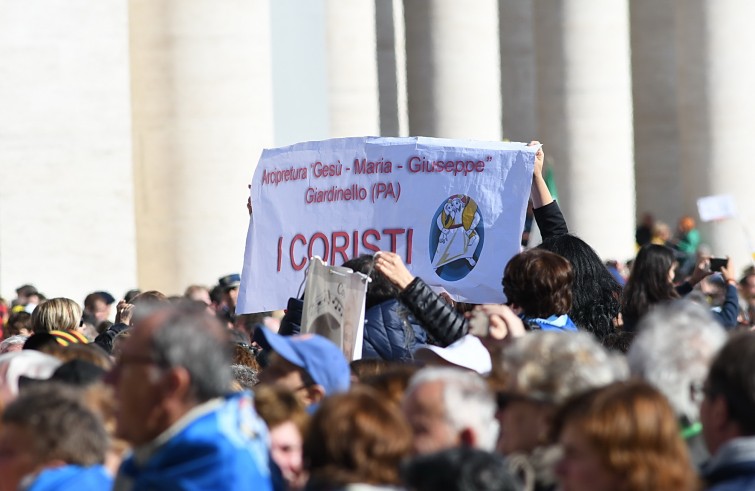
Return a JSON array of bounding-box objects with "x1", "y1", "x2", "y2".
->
[
  {"x1": 528, "y1": 141, "x2": 553, "y2": 208},
  {"x1": 689, "y1": 256, "x2": 713, "y2": 286},
  {"x1": 115, "y1": 300, "x2": 134, "y2": 326},
  {"x1": 374, "y1": 251, "x2": 415, "y2": 290},
  {"x1": 720, "y1": 258, "x2": 737, "y2": 285},
  {"x1": 530, "y1": 140, "x2": 544, "y2": 180}
]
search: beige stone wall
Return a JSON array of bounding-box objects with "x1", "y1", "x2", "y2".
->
[
  {"x1": 0, "y1": 0, "x2": 136, "y2": 302},
  {"x1": 534, "y1": 0, "x2": 636, "y2": 260},
  {"x1": 675, "y1": 0, "x2": 755, "y2": 268},
  {"x1": 404, "y1": 0, "x2": 502, "y2": 140},
  {"x1": 630, "y1": 0, "x2": 682, "y2": 226},
  {"x1": 325, "y1": 0, "x2": 381, "y2": 137},
  {"x1": 499, "y1": 0, "x2": 537, "y2": 142},
  {"x1": 129, "y1": 0, "x2": 274, "y2": 294}
]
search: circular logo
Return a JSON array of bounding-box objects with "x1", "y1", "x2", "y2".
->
[{"x1": 428, "y1": 195, "x2": 484, "y2": 281}]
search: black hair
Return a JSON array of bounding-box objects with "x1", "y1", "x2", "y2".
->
[
  {"x1": 341, "y1": 255, "x2": 399, "y2": 309},
  {"x1": 707, "y1": 333, "x2": 755, "y2": 435},
  {"x1": 621, "y1": 244, "x2": 678, "y2": 331},
  {"x1": 539, "y1": 234, "x2": 622, "y2": 342}
]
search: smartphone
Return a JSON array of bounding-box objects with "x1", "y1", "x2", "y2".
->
[
  {"x1": 467, "y1": 310, "x2": 490, "y2": 337},
  {"x1": 710, "y1": 257, "x2": 728, "y2": 272}
]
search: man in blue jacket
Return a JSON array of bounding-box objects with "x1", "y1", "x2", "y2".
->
[
  {"x1": 701, "y1": 333, "x2": 755, "y2": 490},
  {"x1": 110, "y1": 306, "x2": 273, "y2": 491}
]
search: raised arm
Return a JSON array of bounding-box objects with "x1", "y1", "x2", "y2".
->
[
  {"x1": 529, "y1": 141, "x2": 552, "y2": 209},
  {"x1": 374, "y1": 252, "x2": 467, "y2": 346},
  {"x1": 528, "y1": 141, "x2": 569, "y2": 239}
]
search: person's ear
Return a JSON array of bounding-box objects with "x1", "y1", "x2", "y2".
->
[
  {"x1": 304, "y1": 384, "x2": 326, "y2": 406},
  {"x1": 162, "y1": 367, "x2": 192, "y2": 401},
  {"x1": 709, "y1": 394, "x2": 732, "y2": 433}
]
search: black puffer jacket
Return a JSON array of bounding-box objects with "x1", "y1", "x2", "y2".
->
[{"x1": 399, "y1": 277, "x2": 467, "y2": 347}]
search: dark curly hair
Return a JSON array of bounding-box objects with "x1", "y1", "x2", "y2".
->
[{"x1": 539, "y1": 234, "x2": 622, "y2": 342}]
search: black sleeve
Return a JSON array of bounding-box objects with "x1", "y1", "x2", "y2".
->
[
  {"x1": 398, "y1": 277, "x2": 467, "y2": 347},
  {"x1": 93, "y1": 322, "x2": 129, "y2": 354},
  {"x1": 533, "y1": 201, "x2": 569, "y2": 240},
  {"x1": 277, "y1": 298, "x2": 303, "y2": 336},
  {"x1": 676, "y1": 282, "x2": 694, "y2": 296}
]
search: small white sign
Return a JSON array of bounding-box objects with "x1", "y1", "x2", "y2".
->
[
  {"x1": 697, "y1": 194, "x2": 738, "y2": 222},
  {"x1": 300, "y1": 257, "x2": 368, "y2": 361}
]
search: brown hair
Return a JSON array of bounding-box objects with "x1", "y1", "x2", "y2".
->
[
  {"x1": 232, "y1": 344, "x2": 262, "y2": 372},
  {"x1": 349, "y1": 358, "x2": 390, "y2": 382},
  {"x1": 51, "y1": 343, "x2": 114, "y2": 370},
  {"x1": 553, "y1": 381, "x2": 698, "y2": 491},
  {"x1": 304, "y1": 388, "x2": 412, "y2": 489},
  {"x1": 502, "y1": 249, "x2": 573, "y2": 318},
  {"x1": 2, "y1": 384, "x2": 108, "y2": 466},
  {"x1": 6, "y1": 311, "x2": 31, "y2": 336},
  {"x1": 360, "y1": 364, "x2": 419, "y2": 408},
  {"x1": 254, "y1": 385, "x2": 309, "y2": 434}
]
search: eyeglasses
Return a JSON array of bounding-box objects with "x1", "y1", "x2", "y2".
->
[
  {"x1": 113, "y1": 353, "x2": 163, "y2": 370},
  {"x1": 236, "y1": 342, "x2": 261, "y2": 357},
  {"x1": 496, "y1": 391, "x2": 553, "y2": 410}
]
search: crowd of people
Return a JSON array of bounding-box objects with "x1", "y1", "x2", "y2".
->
[{"x1": 1, "y1": 143, "x2": 755, "y2": 491}]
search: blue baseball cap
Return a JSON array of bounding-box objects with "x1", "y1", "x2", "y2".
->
[{"x1": 258, "y1": 328, "x2": 350, "y2": 395}]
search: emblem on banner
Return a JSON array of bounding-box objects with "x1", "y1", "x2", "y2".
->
[{"x1": 429, "y1": 195, "x2": 484, "y2": 281}]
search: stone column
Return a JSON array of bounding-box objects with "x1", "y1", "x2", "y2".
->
[
  {"x1": 325, "y1": 0, "x2": 381, "y2": 137},
  {"x1": 499, "y1": 0, "x2": 538, "y2": 142},
  {"x1": 630, "y1": 0, "x2": 682, "y2": 226},
  {"x1": 675, "y1": 0, "x2": 755, "y2": 266},
  {"x1": 404, "y1": 0, "x2": 502, "y2": 140},
  {"x1": 534, "y1": 0, "x2": 636, "y2": 260},
  {"x1": 0, "y1": 1, "x2": 136, "y2": 301},
  {"x1": 375, "y1": 0, "x2": 409, "y2": 136},
  {"x1": 130, "y1": 0, "x2": 274, "y2": 294}
]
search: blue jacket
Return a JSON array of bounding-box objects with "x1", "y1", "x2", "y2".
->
[
  {"x1": 703, "y1": 437, "x2": 755, "y2": 490},
  {"x1": 115, "y1": 392, "x2": 272, "y2": 491},
  {"x1": 362, "y1": 299, "x2": 427, "y2": 361},
  {"x1": 524, "y1": 314, "x2": 578, "y2": 332},
  {"x1": 24, "y1": 465, "x2": 112, "y2": 491},
  {"x1": 278, "y1": 297, "x2": 427, "y2": 361}
]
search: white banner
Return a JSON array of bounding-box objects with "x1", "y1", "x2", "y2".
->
[
  {"x1": 300, "y1": 257, "x2": 368, "y2": 361},
  {"x1": 238, "y1": 136, "x2": 536, "y2": 313}
]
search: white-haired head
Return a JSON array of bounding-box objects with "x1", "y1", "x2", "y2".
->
[
  {"x1": 405, "y1": 366, "x2": 499, "y2": 452},
  {"x1": 501, "y1": 331, "x2": 628, "y2": 404},
  {"x1": 628, "y1": 299, "x2": 727, "y2": 423}
]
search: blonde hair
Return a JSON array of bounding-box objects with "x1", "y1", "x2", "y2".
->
[{"x1": 31, "y1": 297, "x2": 82, "y2": 333}]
